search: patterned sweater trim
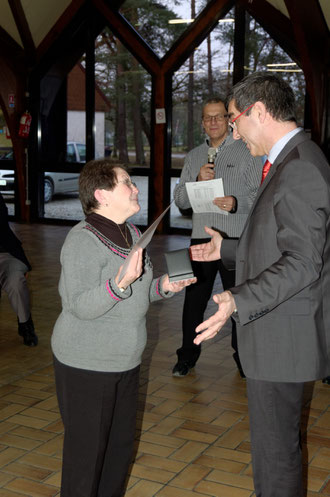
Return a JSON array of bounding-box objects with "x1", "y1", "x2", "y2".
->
[{"x1": 83, "y1": 223, "x2": 141, "y2": 300}]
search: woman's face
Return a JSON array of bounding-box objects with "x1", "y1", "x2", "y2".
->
[{"x1": 100, "y1": 168, "x2": 140, "y2": 222}]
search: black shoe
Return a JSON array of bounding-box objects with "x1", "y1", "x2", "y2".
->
[
  {"x1": 233, "y1": 352, "x2": 246, "y2": 379},
  {"x1": 322, "y1": 376, "x2": 330, "y2": 385},
  {"x1": 172, "y1": 361, "x2": 192, "y2": 377},
  {"x1": 18, "y1": 316, "x2": 38, "y2": 346}
]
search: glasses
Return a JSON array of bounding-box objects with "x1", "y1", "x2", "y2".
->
[
  {"x1": 118, "y1": 178, "x2": 137, "y2": 189},
  {"x1": 228, "y1": 103, "x2": 254, "y2": 130},
  {"x1": 202, "y1": 114, "x2": 228, "y2": 123}
]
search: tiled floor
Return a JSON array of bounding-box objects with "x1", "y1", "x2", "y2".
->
[{"x1": 0, "y1": 223, "x2": 329, "y2": 496}]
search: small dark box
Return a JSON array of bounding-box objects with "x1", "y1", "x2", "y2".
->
[{"x1": 164, "y1": 248, "x2": 195, "y2": 283}]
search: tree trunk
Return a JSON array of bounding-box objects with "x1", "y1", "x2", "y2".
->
[
  {"x1": 207, "y1": 34, "x2": 213, "y2": 95},
  {"x1": 187, "y1": 0, "x2": 196, "y2": 151},
  {"x1": 131, "y1": 56, "x2": 145, "y2": 165},
  {"x1": 116, "y1": 39, "x2": 129, "y2": 163}
]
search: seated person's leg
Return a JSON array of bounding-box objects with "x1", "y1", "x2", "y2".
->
[{"x1": 0, "y1": 253, "x2": 38, "y2": 346}]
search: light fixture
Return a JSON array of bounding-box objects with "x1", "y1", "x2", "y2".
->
[
  {"x1": 267, "y1": 63, "x2": 297, "y2": 67},
  {"x1": 175, "y1": 70, "x2": 206, "y2": 74},
  {"x1": 218, "y1": 18, "x2": 234, "y2": 23},
  {"x1": 267, "y1": 69, "x2": 303, "y2": 72},
  {"x1": 168, "y1": 19, "x2": 194, "y2": 24}
]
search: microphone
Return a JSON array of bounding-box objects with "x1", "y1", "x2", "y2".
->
[{"x1": 207, "y1": 147, "x2": 217, "y2": 164}]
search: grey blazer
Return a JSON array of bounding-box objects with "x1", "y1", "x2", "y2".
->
[{"x1": 222, "y1": 131, "x2": 330, "y2": 382}]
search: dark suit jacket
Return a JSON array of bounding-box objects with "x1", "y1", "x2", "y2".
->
[
  {"x1": 0, "y1": 193, "x2": 31, "y2": 270},
  {"x1": 222, "y1": 131, "x2": 330, "y2": 382}
]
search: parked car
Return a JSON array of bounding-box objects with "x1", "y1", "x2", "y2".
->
[{"x1": 0, "y1": 142, "x2": 85, "y2": 202}]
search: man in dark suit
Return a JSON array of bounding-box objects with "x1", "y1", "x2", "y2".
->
[
  {"x1": 0, "y1": 193, "x2": 38, "y2": 346},
  {"x1": 190, "y1": 73, "x2": 330, "y2": 497}
]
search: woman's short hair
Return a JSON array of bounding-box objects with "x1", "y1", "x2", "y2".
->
[{"x1": 79, "y1": 159, "x2": 126, "y2": 215}]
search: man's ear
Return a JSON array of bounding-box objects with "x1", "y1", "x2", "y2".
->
[
  {"x1": 94, "y1": 189, "x2": 105, "y2": 205},
  {"x1": 254, "y1": 101, "x2": 267, "y2": 123}
]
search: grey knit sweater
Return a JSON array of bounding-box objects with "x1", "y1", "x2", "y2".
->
[
  {"x1": 174, "y1": 134, "x2": 263, "y2": 238},
  {"x1": 51, "y1": 220, "x2": 173, "y2": 372}
]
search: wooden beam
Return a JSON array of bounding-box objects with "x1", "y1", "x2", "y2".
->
[
  {"x1": 0, "y1": 57, "x2": 29, "y2": 220},
  {"x1": 92, "y1": 0, "x2": 161, "y2": 75},
  {"x1": 8, "y1": 0, "x2": 35, "y2": 64},
  {"x1": 162, "y1": 0, "x2": 235, "y2": 74},
  {"x1": 284, "y1": 0, "x2": 330, "y2": 144},
  {"x1": 239, "y1": 0, "x2": 298, "y2": 64},
  {"x1": 233, "y1": 3, "x2": 245, "y2": 84},
  {"x1": 0, "y1": 25, "x2": 25, "y2": 74}
]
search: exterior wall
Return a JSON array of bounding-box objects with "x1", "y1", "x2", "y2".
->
[{"x1": 67, "y1": 110, "x2": 105, "y2": 158}]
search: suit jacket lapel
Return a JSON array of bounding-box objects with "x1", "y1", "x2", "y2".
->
[{"x1": 238, "y1": 130, "x2": 309, "y2": 242}]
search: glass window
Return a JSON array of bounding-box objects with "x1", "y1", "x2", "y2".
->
[
  {"x1": 169, "y1": 10, "x2": 305, "y2": 228},
  {"x1": 0, "y1": 109, "x2": 15, "y2": 214},
  {"x1": 95, "y1": 28, "x2": 152, "y2": 170},
  {"x1": 66, "y1": 143, "x2": 76, "y2": 162},
  {"x1": 120, "y1": 0, "x2": 192, "y2": 57}
]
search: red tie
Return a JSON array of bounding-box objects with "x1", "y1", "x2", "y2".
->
[{"x1": 261, "y1": 159, "x2": 272, "y2": 185}]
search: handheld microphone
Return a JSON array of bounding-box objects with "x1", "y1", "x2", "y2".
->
[{"x1": 207, "y1": 147, "x2": 217, "y2": 164}]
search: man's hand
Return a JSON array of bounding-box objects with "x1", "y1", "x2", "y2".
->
[
  {"x1": 194, "y1": 291, "x2": 236, "y2": 345},
  {"x1": 213, "y1": 195, "x2": 236, "y2": 213},
  {"x1": 197, "y1": 163, "x2": 215, "y2": 181},
  {"x1": 190, "y1": 226, "x2": 223, "y2": 262}
]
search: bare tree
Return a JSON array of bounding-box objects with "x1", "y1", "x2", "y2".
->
[
  {"x1": 207, "y1": 33, "x2": 213, "y2": 94},
  {"x1": 187, "y1": 0, "x2": 196, "y2": 151}
]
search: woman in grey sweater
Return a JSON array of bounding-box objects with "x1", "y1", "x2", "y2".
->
[{"x1": 52, "y1": 159, "x2": 195, "y2": 497}]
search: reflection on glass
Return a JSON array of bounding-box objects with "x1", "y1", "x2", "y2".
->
[
  {"x1": 95, "y1": 28, "x2": 152, "y2": 168},
  {"x1": 67, "y1": 64, "x2": 87, "y2": 158},
  {"x1": 120, "y1": 1, "x2": 188, "y2": 57},
  {"x1": 0, "y1": 109, "x2": 15, "y2": 214}
]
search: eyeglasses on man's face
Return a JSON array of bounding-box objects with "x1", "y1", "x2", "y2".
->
[
  {"x1": 228, "y1": 103, "x2": 255, "y2": 130},
  {"x1": 202, "y1": 114, "x2": 228, "y2": 123}
]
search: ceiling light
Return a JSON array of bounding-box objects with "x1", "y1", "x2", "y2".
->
[
  {"x1": 175, "y1": 70, "x2": 206, "y2": 74},
  {"x1": 267, "y1": 63, "x2": 297, "y2": 67},
  {"x1": 267, "y1": 69, "x2": 303, "y2": 72},
  {"x1": 218, "y1": 19, "x2": 234, "y2": 23},
  {"x1": 168, "y1": 19, "x2": 194, "y2": 24}
]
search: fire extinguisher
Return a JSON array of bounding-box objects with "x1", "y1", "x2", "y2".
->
[{"x1": 18, "y1": 111, "x2": 32, "y2": 138}]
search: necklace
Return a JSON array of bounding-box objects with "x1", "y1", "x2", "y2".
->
[{"x1": 116, "y1": 222, "x2": 130, "y2": 248}]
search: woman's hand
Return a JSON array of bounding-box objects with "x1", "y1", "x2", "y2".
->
[
  {"x1": 116, "y1": 248, "x2": 143, "y2": 290},
  {"x1": 161, "y1": 275, "x2": 197, "y2": 293}
]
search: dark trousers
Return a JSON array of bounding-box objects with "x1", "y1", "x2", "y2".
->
[
  {"x1": 176, "y1": 238, "x2": 238, "y2": 366},
  {"x1": 54, "y1": 356, "x2": 140, "y2": 497},
  {"x1": 246, "y1": 378, "x2": 305, "y2": 497}
]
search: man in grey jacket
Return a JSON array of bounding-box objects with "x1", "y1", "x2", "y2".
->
[
  {"x1": 173, "y1": 96, "x2": 262, "y2": 377},
  {"x1": 191, "y1": 73, "x2": 330, "y2": 497}
]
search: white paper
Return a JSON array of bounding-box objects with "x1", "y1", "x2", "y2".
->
[
  {"x1": 117, "y1": 202, "x2": 172, "y2": 282},
  {"x1": 185, "y1": 178, "x2": 227, "y2": 214}
]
